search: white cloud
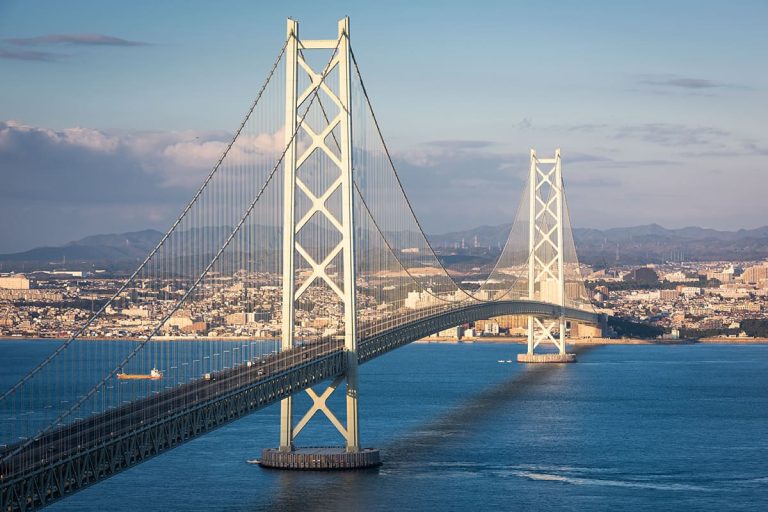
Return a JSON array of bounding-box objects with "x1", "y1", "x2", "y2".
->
[
  {"x1": 0, "y1": 119, "x2": 765, "y2": 253},
  {"x1": 0, "y1": 120, "x2": 286, "y2": 252},
  {"x1": 0, "y1": 120, "x2": 119, "y2": 151}
]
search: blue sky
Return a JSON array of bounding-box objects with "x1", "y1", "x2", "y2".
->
[{"x1": 0, "y1": 0, "x2": 766, "y2": 252}]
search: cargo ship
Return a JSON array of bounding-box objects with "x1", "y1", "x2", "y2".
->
[{"x1": 117, "y1": 368, "x2": 163, "y2": 380}]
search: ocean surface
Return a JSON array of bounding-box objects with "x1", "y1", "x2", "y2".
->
[{"x1": 2, "y1": 341, "x2": 767, "y2": 511}]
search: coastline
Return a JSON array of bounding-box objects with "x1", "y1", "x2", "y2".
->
[
  {"x1": 0, "y1": 335, "x2": 279, "y2": 342},
  {"x1": 414, "y1": 336, "x2": 680, "y2": 345},
  {"x1": 415, "y1": 336, "x2": 768, "y2": 345},
  {"x1": 697, "y1": 336, "x2": 768, "y2": 344},
  {"x1": 3, "y1": 335, "x2": 768, "y2": 345}
]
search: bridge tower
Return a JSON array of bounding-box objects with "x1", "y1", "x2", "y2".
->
[
  {"x1": 260, "y1": 17, "x2": 380, "y2": 469},
  {"x1": 518, "y1": 149, "x2": 576, "y2": 363}
]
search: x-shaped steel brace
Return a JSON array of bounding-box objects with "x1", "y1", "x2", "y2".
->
[
  {"x1": 294, "y1": 242, "x2": 344, "y2": 300},
  {"x1": 533, "y1": 318, "x2": 561, "y2": 349},
  {"x1": 292, "y1": 375, "x2": 347, "y2": 440}
]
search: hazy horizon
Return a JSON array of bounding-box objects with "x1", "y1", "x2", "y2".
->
[{"x1": 4, "y1": 221, "x2": 768, "y2": 256}]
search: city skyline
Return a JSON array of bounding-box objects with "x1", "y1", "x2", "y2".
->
[{"x1": 1, "y1": 0, "x2": 767, "y2": 253}]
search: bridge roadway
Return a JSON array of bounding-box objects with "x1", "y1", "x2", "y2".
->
[{"x1": 0, "y1": 300, "x2": 597, "y2": 511}]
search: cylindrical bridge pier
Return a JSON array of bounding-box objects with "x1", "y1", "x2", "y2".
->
[
  {"x1": 517, "y1": 353, "x2": 576, "y2": 363},
  {"x1": 259, "y1": 447, "x2": 381, "y2": 470}
]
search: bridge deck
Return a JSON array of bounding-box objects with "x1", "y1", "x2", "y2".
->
[{"x1": 1, "y1": 301, "x2": 596, "y2": 511}]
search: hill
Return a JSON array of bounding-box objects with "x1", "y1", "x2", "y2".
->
[
  {"x1": 430, "y1": 223, "x2": 768, "y2": 265},
  {"x1": 3, "y1": 223, "x2": 768, "y2": 273}
]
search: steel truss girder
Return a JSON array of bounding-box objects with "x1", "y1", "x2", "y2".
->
[
  {"x1": 357, "y1": 301, "x2": 596, "y2": 363},
  {"x1": 527, "y1": 149, "x2": 567, "y2": 356}
]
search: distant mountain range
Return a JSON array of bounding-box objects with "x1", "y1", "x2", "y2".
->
[
  {"x1": 0, "y1": 230, "x2": 164, "y2": 271},
  {"x1": 429, "y1": 223, "x2": 768, "y2": 265},
  {"x1": 2, "y1": 223, "x2": 768, "y2": 272},
  {"x1": 573, "y1": 224, "x2": 768, "y2": 264}
]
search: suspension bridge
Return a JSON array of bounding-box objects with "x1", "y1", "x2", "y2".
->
[{"x1": 0, "y1": 17, "x2": 599, "y2": 511}]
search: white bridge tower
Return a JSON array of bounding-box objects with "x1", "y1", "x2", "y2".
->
[
  {"x1": 261, "y1": 17, "x2": 380, "y2": 470},
  {"x1": 518, "y1": 149, "x2": 576, "y2": 363}
]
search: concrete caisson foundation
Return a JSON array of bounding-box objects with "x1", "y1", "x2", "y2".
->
[
  {"x1": 259, "y1": 447, "x2": 381, "y2": 470},
  {"x1": 517, "y1": 353, "x2": 576, "y2": 363}
]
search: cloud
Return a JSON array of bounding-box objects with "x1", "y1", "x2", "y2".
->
[
  {"x1": 525, "y1": 122, "x2": 609, "y2": 134},
  {"x1": 0, "y1": 120, "x2": 286, "y2": 252},
  {"x1": 680, "y1": 149, "x2": 744, "y2": 158},
  {"x1": 516, "y1": 118, "x2": 533, "y2": 130},
  {"x1": 392, "y1": 144, "x2": 681, "y2": 235},
  {"x1": 398, "y1": 139, "x2": 498, "y2": 167},
  {"x1": 392, "y1": 136, "x2": 750, "y2": 237},
  {"x1": 0, "y1": 33, "x2": 147, "y2": 64},
  {"x1": 0, "y1": 48, "x2": 63, "y2": 61},
  {"x1": 423, "y1": 140, "x2": 495, "y2": 149},
  {"x1": 564, "y1": 175, "x2": 623, "y2": 188},
  {"x1": 744, "y1": 141, "x2": 768, "y2": 156},
  {"x1": 635, "y1": 74, "x2": 745, "y2": 94},
  {"x1": 0, "y1": 119, "x2": 765, "y2": 253},
  {"x1": 5, "y1": 34, "x2": 148, "y2": 47},
  {"x1": 0, "y1": 120, "x2": 120, "y2": 152},
  {"x1": 565, "y1": 152, "x2": 679, "y2": 170},
  {"x1": 0, "y1": 121, "x2": 178, "y2": 204},
  {"x1": 613, "y1": 123, "x2": 730, "y2": 147},
  {"x1": 538, "y1": 121, "x2": 731, "y2": 148},
  {"x1": 567, "y1": 152, "x2": 612, "y2": 164},
  {"x1": 640, "y1": 77, "x2": 727, "y2": 89},
  {"x1": 391, "y1": 141, "x2": 530, "y2": 233}
]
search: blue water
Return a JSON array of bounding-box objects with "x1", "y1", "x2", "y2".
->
[{"x1": 2, "y1": 341, "x2": 767, "y2": 511}]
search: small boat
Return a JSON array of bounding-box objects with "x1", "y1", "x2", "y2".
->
[{"x1": 117, "y1": 368, "x2": 163, "y2": 380}]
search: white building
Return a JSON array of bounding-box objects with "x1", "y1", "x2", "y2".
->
[
  {"x1": 483, "y1": 322, "x2": 500, "y2": 335},
  {"x1": 663, "y1": 271, "x2": 696, "y2": 283},
  {"x1": 404, "y1": 290, "x2": 441, "y2": 310},
  {"x1": 431, "y1": 326, "x2": 462, "y2": 339},
  {"x1": 679, "y1": 286, "x2": 701, "y2": 297},
  {"x1": 122, "y1": 307, "x2": 150, "y2": 318},
  {"x1": 0, "y1": 274, "x2": 30, "y2": 290}
]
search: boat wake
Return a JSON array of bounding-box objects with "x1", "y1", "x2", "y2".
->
[{"x1": 510, "y1": 470, "x2": 710, "y2": 492}]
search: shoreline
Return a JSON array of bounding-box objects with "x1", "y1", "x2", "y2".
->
[
  {"x1": 2, "y1": 335, "x2": 768, "y2": 345},
  {"x1": 0, "y1": 335, "x2": 279, "y2": 342},
  {"x1": 697, "y1": 336, "x2": 768, "y2": 344},
  {"x1": 415, "y1": 336, "x2": 768, "y2": 345}
]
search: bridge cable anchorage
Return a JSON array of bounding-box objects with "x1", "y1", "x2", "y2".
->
[{"x1": 0, "y1": 34, "x2": 341, "y2": 468}]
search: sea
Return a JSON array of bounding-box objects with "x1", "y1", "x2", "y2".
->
[{"x1": 2, "y1": 340, "x2": 767, "y2": 511}]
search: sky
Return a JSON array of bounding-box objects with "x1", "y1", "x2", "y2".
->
[{"x1": 0, "y1": 0, "x2": 766, "y2": 253}]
